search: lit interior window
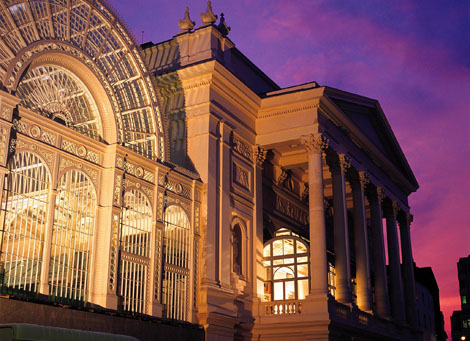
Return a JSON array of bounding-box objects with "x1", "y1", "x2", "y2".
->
[{"x1": 263, "y1": 229, "x2": 309, "y2": 301}]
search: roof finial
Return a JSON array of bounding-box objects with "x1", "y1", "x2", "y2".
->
[
  {"x1": 217, "y1": 12, "x2": 230, "y2": 36},
  {"x1": 200, "y1": 1, "x2": 217, "y2": 25},
  {"x1": 178, "y1": 7, "x2": 195, "y2": 32}
]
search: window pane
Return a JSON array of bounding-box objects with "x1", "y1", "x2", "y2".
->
[
  {"x1": 283, "y1": 239, "x2": 294, "y2": 255},
  {"x1": 296, "y1": 241, "x2": 307, "y2": 254},
  {"x1": 274, "y1": 282, "x2": 284, "y2": 300},
  {"x1": 263, "y1": 244, "x2": 271, "y2": 257},
  {"x1": 272, "y1": 240, "x2": 283, "y2": 256},
  {"x1": 0, "y1": 152, "x2": 50, "y2": 293},
  {"x1": 49, "y1": 169, "x2": 96, "y2": 303},
  {"x1": 285, "y1": 281, "x2": 295, "y2": 300},
  {"x1": 298, "y1": 279, "x2": 309, "y2": 300},
  {"x1": 297, "y1": 264, "x2": 308, "y2": 278},
  {"x1": 273, "y1": 266, "x2": 294, "y2": 280}
]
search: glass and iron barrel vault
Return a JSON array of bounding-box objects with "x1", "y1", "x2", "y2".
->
[{"x1": 0, "y1": 0, "x2": 200, "y2": 325}]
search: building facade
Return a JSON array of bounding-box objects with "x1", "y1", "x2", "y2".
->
[
  {"x1": 415, "y1": 266, "x2": 447, "y2": 341},
  {"x1": 0, "y1": 1, "x2": 422, "y2": 340},
  {"x1": 451, "y1": 256, "x2": 470, "y2": 341}
]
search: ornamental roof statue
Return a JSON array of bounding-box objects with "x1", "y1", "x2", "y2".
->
[
  {"x1": 200, "y1": 1, "x2": 217, "y2": 25},
  {"x1": 178, "y1": 7, "x2": 195, "y2": 32}
]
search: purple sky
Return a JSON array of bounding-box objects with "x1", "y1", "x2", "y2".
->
[{"x1": 109, "y1": 0, "x2": 470, "y2": 334}]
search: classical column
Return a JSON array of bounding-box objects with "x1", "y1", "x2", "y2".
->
[
  {"x1": 253, "y1": 145, "x2": 267, "y2": 298},
  {"x1": 301, "y1": 134, "x2": 328, "y2": 296},
  {"x1": 366, "y1": 186, "x2": 390, "y2": 318},
  {"x1": 326, "y1": 151, "x2": 352, "y2": 304},
  {"x1": 398, "y1": 212, "x2": 418, "y2": 328},
  {"x1": 383, "y1": 200, "x2": 406, "y2": 322},
  {"x1": 349, "y1": 170, "x2": 372, "y2": 311}
]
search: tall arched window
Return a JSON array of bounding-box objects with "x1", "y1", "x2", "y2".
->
[
  {"x1": 119, "y1": 189, "x2": 152, "y2": 314},
  {"x1": 233, "y1": 224, "x2": 242, "y2": 275},
  {"x1": 163, "y1": 205, "x2": 190, "y2": 321},
  {"x1": 263, "y1": 228, "x2": 309, "y2": 301},
  {"x1": 0, "y1": 152, "x2": 50, "y2": 293},
  {"x1": 49, "y1": 169, "x2": 96, "y2": 303}
]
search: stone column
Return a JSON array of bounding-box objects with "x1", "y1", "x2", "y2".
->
[
  {"x1": 253, "y1": 146, "x2": 267, "y2": 298},
  {"x1": 326, "y1": 151, "x2": 352, "y2": 304},
  {"x1": 398, "y1": 212, "x2": 418, "y2": 328},
  {"x1": 349, "y1": 171, "x2": 372, "y2": 311},
  {"x1": 366, "y1": 186, "x2": 390, "y2": 318},
  {"x1": 383, "y1": 200, "x2": 406, "y2": 322},
  {"x1": 301, "y1": 134, "x2": 328, "y2": 296}
]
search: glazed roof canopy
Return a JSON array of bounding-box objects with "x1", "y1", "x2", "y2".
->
[{"x1": 0, "y1": 0, "x2": 165, "y2": 160}]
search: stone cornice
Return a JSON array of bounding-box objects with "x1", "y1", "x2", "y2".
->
[{"x1": 258, "y1": 102, "x2": 319, "y2": 119}]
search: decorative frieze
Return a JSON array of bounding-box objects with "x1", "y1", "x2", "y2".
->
[
  {"x1": 194, "y1": 205, "x2": 200, "y2": 234},
  {"x1": 157, "y1": 192, "x2": 164, "y2": 221},
  {"x1": 165, "y1": 179, "x2": 192, "y2": 199},
  {"x1": 0, "y1": 126, "x2": 8, "y2": 165},
  {"x1": 166, "y1": 195, "x2": 191, "y2": 217},
  {"x1": 61, "y1": 139, "x2": 100, "y2": 164},
  {"x1": 113, "y1": 174, "x2": 122, "y2": 205},
  {"x1": 16, "y1": 139, "x2": 54, "y2": 170},
  {"x1": 154, "y1": 227, "x2": 163, "y2": 300},
  {"x1": 232, "y1": 135, "x2": 253, "y2": 161},
  {"x1": 58, "y1": 157, "x2": 99, "y2": 188},
  {"x1": 275, "y1": 195, "x2": 309, "y2": 225},
  {"x1": 109, "y1": 214, "x2": 120, "y2": 292}
]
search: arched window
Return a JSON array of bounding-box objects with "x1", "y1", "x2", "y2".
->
[
  {"x1": 233, "y1": 224, "x2": 242, "y2": 275},
  {"x1": 0, "y1": 152, "x2": 50, "y2": 292},
  {"x1": 49, "y1": 169, "x2": 96, "y2": 303},
  {"x1": 162, "y1": 205, "x2": 190, "y2": 321},
  {"x1": 119, "y1": 189, "x2": 152, "y2": 314},
  {"x1": 263, "y1": 228, "x2": 309, "y2": 301},
  {"x1": 16, "y1": 65, "x2": 102, "y2": 140}
]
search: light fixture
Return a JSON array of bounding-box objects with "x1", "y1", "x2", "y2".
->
[{"x1": 461, "y1": 336, "x2": 466, "y2": 341}]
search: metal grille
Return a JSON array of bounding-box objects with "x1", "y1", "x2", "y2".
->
[
  {"x1": 49, "y1": 169, "x2": 96, "y2": 303},
  {"x1": 119, "y1": 189, "x2": 152, "y2": 314},
  {"x1": 0, "y1": 152, "x2": 50, "y2": 292},
  {"x1": 162, "y1": 205, "x2": 190, "y2": 321},
  {"x1": 16, "y1": 65, "x2": 101, "y2": 140}
]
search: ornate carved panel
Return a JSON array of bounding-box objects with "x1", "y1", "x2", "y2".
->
[
  {"x1": 233, "y1": 162, "x2": 251, "y2": 191},
  {"x1": 232, "y1": 135, "x2": 253, "y2": 161},
  {"x1": 275, "y1": 194, "x2": 309, "y2": 225}
]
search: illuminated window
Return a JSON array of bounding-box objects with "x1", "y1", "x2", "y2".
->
[
  {"x1": 162, "y1": 205, "x2": 191, "y2": 321},
  {"x1": 0, "y1": 152, "x2": 50, "y2": 292},
  {"x1": 263, "y1": 229, "x2": 309, "y2": 301},
  {"x1": 328, "y1": 263, "x2": 336, "y2": 297},
  {"x1": 49, "y1": 170, "x2": 96, "y2": 303},
  {"x1": 463, "y1": 295, "x2": 467, "y2": 304},
  {"x1": 119, "y1": 189, "x2": 153, "y2": 314}
]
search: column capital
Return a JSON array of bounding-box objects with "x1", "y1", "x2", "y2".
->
[
  {"x1": 253, "y1": 145, "x2": 267, "y2": 168},
  {"x1": 365, "y1": 184, "x2": 384, "y2": 204},
  {"x1": 383, "y1": 199, "x2": 399, "y2": 218},
  {"x1": 326, "y1": 151, "x2": 351, "y2": 174},
  {"x1": 300, "y1": 133, "x2": 329, "y2": 154},
  {"x1": 349, "y1": 169, "x2": 369, "y2": 189},
  {"x1": 398, "y1": 211, "x2": 413, "y2": 228}
]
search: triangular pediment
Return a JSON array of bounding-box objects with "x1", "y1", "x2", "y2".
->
[{"x1": 326, "y1": 90, "x2": 418, "y2": 189}]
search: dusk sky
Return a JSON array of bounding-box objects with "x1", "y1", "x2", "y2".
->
[{"x1": 109, "y1": 0, "x2": 469, "y2": 334}]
